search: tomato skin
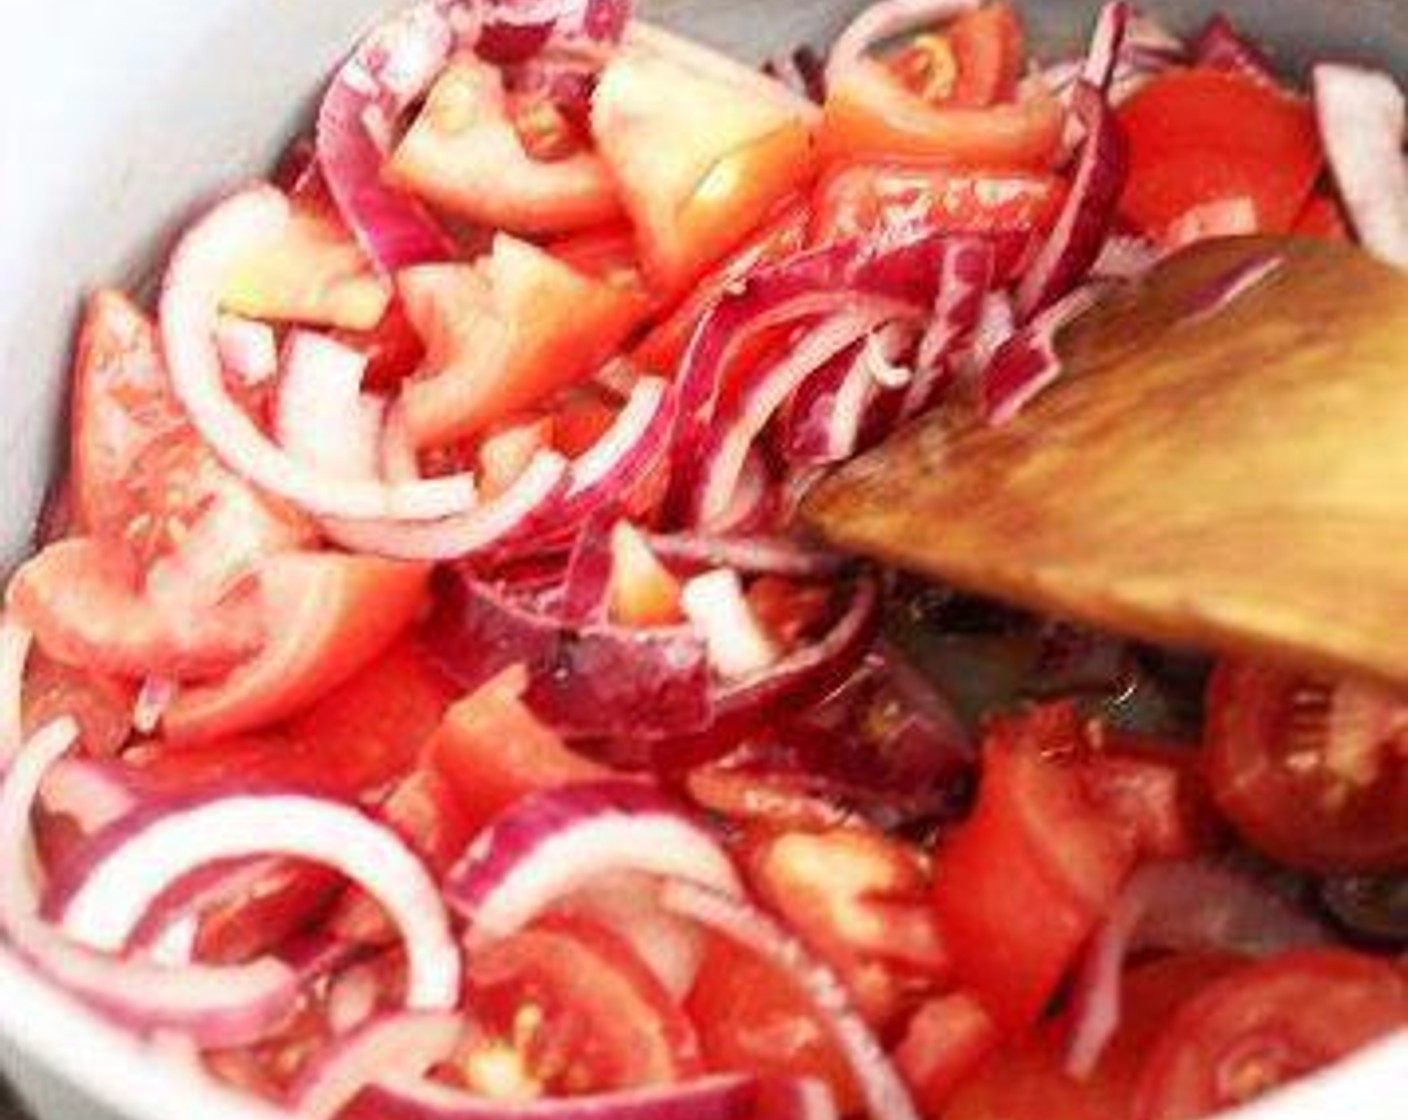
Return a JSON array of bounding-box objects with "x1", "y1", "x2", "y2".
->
[
  {"x1": 631, "y1": 198, "x2": 810, "y2": 378},
  {"x1": 461, "y1": 916, "x2": 701, "y2": 1095},
  {"x1": 427, "y1": 665, "x2": 608, "y2": 834},
  {"x1": 744, "y1": 826, "x2": 949, "y2": 1027},
  {"x1": 931, "y1": 705, "x2": 1136, "y2": 1032},
  {"x1": 162, "y1": 555, "x2": 430, "y2": 743},
  {"x1": 945, "y1": 2, "x2": 1027, "y2": 108},
  {"x1": 21, "y1": 652, "x2": 134, "y2": 758},
  {"x1": 1292, "y1": 195, "x2": 1350, "y2": 242},
  {"x1": 820, "y1": 61, "x2": 1064, "y2": 170},
  {"x1": 1116, "y1": 69, "x2": 1322, "y2": 242},
  {"x1": 1132, "y1": 950, "x2": 1408, "y2": 1120},
  {"x1": 398, "y1": 236, "x2": 648, "y2": 448},
  {"x1": 546, "y1": 224, "x2": 646, "y2": 291},
  {"x1": 388, "y1": 56, "x2": 622, "y2": 234},
  {"x1": 686, "y1": 933, "x2": 862, "y2": 1114},
  {"x1": 1205, "y1": 661, "x2": 1408, "y2": 873}
]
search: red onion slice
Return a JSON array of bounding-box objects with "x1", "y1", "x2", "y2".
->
[
  {"x1": 661, "y1": 880, "x2": 921, "y2": 1120},
  {"x1": 1066, "y1": 860, "x2": 1329, "y2": 1079},
  {"x1": 0, "y1": 721, "x2": 305, "y2": 1046},
  {"x1": 160, "y1": 187, "x2": 475, "y2": 521},
  {"x1": 214, "y1": 315, "x2": 278, "y2": 385},
  {"x1": 446, "y1": 780, "x2": 741, "y2": 947},
  {"x1": 681, "y1": 569, "x2": 781, "y2": 681},
  {"x1": 317, "y1": 0, "x2": 458, "y2": 273},
  {"x1": 825, "y1": 0, "x2": 979, "y2": 88},
  {"x1": 1080, "y1": 2, "x2": 1131, "y2": 94},
  {"x1": 0, "y1": 618, "x2": 32, "y2": 768},
  {"x1": 644, "y1": 534, "x2": 850, "y2": 579},
  {"x1": 478, "y1": 0, "x2": 632, "y2": 65},
  {"x1": 294, "y1": 1012, "x2": 464, "y2": 1120},
  {"x1": 50, "y1": 792, "x2": 460, "y2": 1009},
  {"x1": 39, "y1": 758, "x2": 138, "y2": 840},
  {"x1": 276, "y1": 331, "x2": 387, "y2": 481},
  {"x1": 1313, "y1": 64, "x2": 1408, "y2": 269},
  {"x1": 763, "y1": 46, "x2": 827, "y2": 106},
  {"x1": 1183, "y1": 250, "x2": 1285, "y2": 323},
  {"x1": 1192, "y1": 14, "x2": 1278, "y2": 86},
  {"x1": 1017, "y1": 81, "x2": 1128, "y2": 318},
  {"x1": 904, "y1": 237, "x2": 996, "y2": 418},
  {"x1": 984, "y1": 282, "x2": 1106, "y2": 425},
  {"x1": 343, "y1": 1072, "x2": 773, "y2": 1120}
]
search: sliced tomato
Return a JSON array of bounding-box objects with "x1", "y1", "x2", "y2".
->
[
  {"x1": 931, "y1": 704, "x2": 1137, "y2": 1032},
  {"x1": 944, "y1": 953, "x2": 1246, "y2": 1120},
  {"x1": 607, "y1": 522, "x2": 683, "y2": 628},
  {"x1": 332, "y1": 297, "x2": 427, "y2": 392},
  {"x1": 284, "y1": 638, "x2": 457, "y2": 794},
  {"x1": 21, "y1": 652, "x2": 134, "y2": 758},
  {"x1": 1204, "y1": 662, "x2": 1408, "y2": 873},
  {"x1": 821, "y1": 60, "x2": 1064, "y2": 170},
  {"x1": 458, "y1": 915, "x2": 700, "y2": 1096},
  {"x1": 427, "y1": 665, "x2": 608, "y2": 834},
  {"x1": 161, "y1": 554, "x2": 430, "y2": 743},
  {"x1": 388, "y1": 56, "x2": 622, "y2": 234},
  {"x1": 894, "y1": 992, "x2": 1003, "y2": 1116},
  {"x1": 631, "y1": 197, "x2": 811, "y2": 378},
  {"x1": 398, "y1": 235, "x2": 648, "y2": 447},
  {"x1": 1116, "y1": 69, "x2": 1323, "y2": 243},
  {"x1": 546, "y1": 224, "x2": 645, "y2": 292},
  {"x1": 592, "y1": 41, "x2": 817, "y2": 294},
  {"x1": 549, "y1": 386, "x2": 621, "y2": 457},
  {"x1": 812, "y1": 162, "x2": 1065, "y2": 251},
  {"x1": 744, "y1": 826, "x2": 949, "y2": 1027},
  {"x1": 1292, "y1": 194, "x2": 1350, "y2": 242},
  {"x1": 125, "y1": 733, "x2": 374, "y2": 800},
  {"x1": 686, "y1": 932, "x2": 861, "y2": 1114},
  {"x1": 221, "y1": 200, "x2": 391, "y2": 330},
  {"x1": 1132, "y1": 949, "x2": 1408, "y2": 1120},
  {"x1": 194, "y1": 861, "x2": 344, "y2": 965},
  {"x1": 6, "y1": 538, "x2": 264, "y2": 680},
  {"x1": 947, "y1": 2, "x2": 1026, "y2": 107}
]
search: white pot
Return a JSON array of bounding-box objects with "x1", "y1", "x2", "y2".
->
[{"x1": 0, "y1": 1, "x2": 1403, "y2": 1117}]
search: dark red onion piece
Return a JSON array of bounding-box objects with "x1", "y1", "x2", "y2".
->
[
  {"x1": 983, "y1": 282, "x2": 1106, "y2": 424},
  {"x1": 425, "y1": 569, "x2": 715, "y2": 738},
  {"x1": 343, "y1": 1073, "x2": 780, "y2": 1120},
  {"x1": 1080, "y1": 1, "x2": 1131, "y2": 94},
  {"x1": 1017, "y1": 81, "x2": 1129, "y2": 319},
  {"x1": 1192, "y1": 14, "x2": 1279, "y2": 86},
  {"x1": 317, "y1": 1, "x2": 458, "y2": 273},
  {"x1": 763, "y1": 45, "x2": 827, "y2": 105},
  {"x1": 445, "y1": 780, "x2": 740, "y2": 946},
  {"x1": 558, "y1": 510, "x2": 618, "y2": 624},
  {"x1": 1183, "y1": 250, "x2": 1285, "y2": 324},
  {"x1": 644, "y1": 533, "x2": 852, "y2": 579},
  {"x1": 478, "y1": 0, "x2": 631, "y2": 64},
  {"x1": 903, "y1": 237, "x2": 996, "y2": 418},
  {"x1": 781, "y1": 341, "x2": 878, "y2": 466},
  {"x1": 1066, "y1": 860, "x2": 1329, "y2": 1078}
]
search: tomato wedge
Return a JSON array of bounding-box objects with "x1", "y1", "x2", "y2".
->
[
  {"x1": 944, "y1": 2, "x2": 1027, "y2": 108},
  {"x1": 427, "y1": 665, "x2": 607, "y2": 834},
  {"x1": 1132, "y1": 949, "x2": 1408, "y2": 1120},
  {"x1": 744, "y1": 826, "x2": 949, "y2": 1027},
  {"x1": 1116, "y1": 68, "x2": 1323, "y2": 242},
  {"x1": 389, "y1": 56, "x2": 622, "y2": 234},
  {"x1": 21, "y1": 652, "x2": 134, "y2": 758},
  {"x1": 931, "y1": 705, "x2": 1137, "y2": 1032},
  {"x1": 221, "y1": 201, "x2": 391, "y2": 330},
  {"x1": 1204, "y1": 662, "x2": 1408, "y2": 872},
  {"x1": 592, "y1": 41, "x2": 817, "y2": 294},
  {"x1": 687, "y1": 932, "x2": 862, "y2": 1115},
  {"x1": 398, "y1": 235, "x2": 647, "y2": 448},
  {"x1": 820, "y1": 60, "x2": 1064, "y2": 170},
  {"x1": 162, "y1": 554, "x2": 429, "y2": 742},
  {"x1": 457, "y1": 915, "x2": 701, "y2": 1096}
]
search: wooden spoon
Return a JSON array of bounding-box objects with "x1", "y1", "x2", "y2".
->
[{"x1": 803, "y1": 236, "x2": 1408, "y2": 690}]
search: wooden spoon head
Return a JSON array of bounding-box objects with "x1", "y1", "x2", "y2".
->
[{"x1": 804, "y1": 236, "x2": 1408, "y2": 689}]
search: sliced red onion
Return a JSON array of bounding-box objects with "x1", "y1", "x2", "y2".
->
[
  {"x1": 0, "y1": 618, "x2": 32, "y2": 768},
  {"x1": 276, "y1": 331, "x2": 386, "y2": 482},
  {"x1": 904, "y1": 237, "x2": 995, "y2": 418},
  {"x1": 132, "y1": 677, "x2": 179, "y2": 737},
  {"x1": 953, "y1": 290, "x2": 1017, "y2": 387},
  {"x1": 763, "y1": 45, "x2": 827, "y2": 106},
  {"x1": 1314, "y1": 64, "x2": 1408, "y2": 268},
  {"x1": 661, "y1": 880, "x2": 921, "y2": 1120},
  {"x1": 214, "y1": 315, "x2": 278, "y2": 385},
  {"x1": 1090, "y1": 231, "x2": 1160, "y2": 280},
  {"x1": 294, "y1": 1012, "x2": 464, "y2": 1120},
  {"x1": 1080, "y1": 2, "x2": 1131, "y2": 94},
  {"x1": 681, "y1": 570, "x2": 781, "y2": 681},
  {"x1": 1017, "y1": 82, "x2": 1128, "y2": 318},
  {"x1": 558, "y1": 511, "x2": 618, "y2": 625},
  {"x1": 478, "y1": 0, "x2": 631, "y2": 65},
  {"x1": 983, "y1": 282, "x2": 1105, "y2": 424},
  {"x1": 1183, "y1": 250, "x2": 1286, "y2": 324},
  {"x1": 825, "y1": 0, "x2": 979, "y2": 88},
  {"x1": 446, "y1": 781, "x2": 741, "y2": 947},
  {"x1": 0, "y1": 721, "x2": 306, "y2": 1046},
  {"x1": 344, "y1": 1073, "x2": 772, "y2": 1120},
  {"x1": 1066, "y1": 860, "x2": 1329, "y2": 1079},
  {"x1": 326, "y1": 956, "x2": 388, "y2": 1035},
  {"x1": 317, "y1": 0, "x2": 458, "y2": 272},
  {"x1": 39, "y1": 758, "x2": 138, "y2": 839},
  {"x1": 160, "y1": 187, "x2": 475, "y2": 521},
  {"x1": 783, "y1": 342, "x2": 874, "y2": 466},
  {"x1": 644, "y1": 534, "x2": 850, "y2": 579},
  {"x1": 710, "y1": 451, "x2": 778, "y2": 536},
  {"x1": 50, "y1": 792, "x2": 460, "y2": 1009},
  {"x1": 689, "y1": 311, "x2": 888, "y2": 526},
  {"x1": 559, "y1": 870, "x2": 706, "y2": 1000},
  {"x1": 426, "y1": 569, "x2": 715, "y2": 738},
  {"x1": 1192, "y1": 14, "x2": 1278, "y2": 85}
]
